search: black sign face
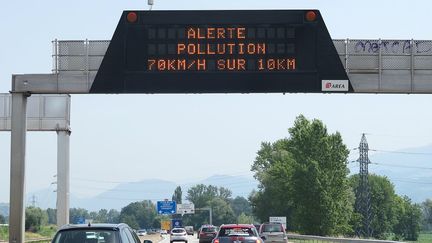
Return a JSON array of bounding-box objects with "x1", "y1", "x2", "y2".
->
[{"x1": 91, "y1": 10, "x2": 351, "y2": 93}]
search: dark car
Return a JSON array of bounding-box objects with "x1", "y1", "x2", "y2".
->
[
  {"x1": 198, "y1": 225, "x2": 218, "y2": 243},
  {"x1": 212, "y1": 224, "x2": 263, "y2": 243},
  {"x1": 51, "y1": 223, "x2": 145, "y2": 243}
]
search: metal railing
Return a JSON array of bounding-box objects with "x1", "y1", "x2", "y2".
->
[{"x1": 287, "y1": 234, "x2": 404, "y2": 243}]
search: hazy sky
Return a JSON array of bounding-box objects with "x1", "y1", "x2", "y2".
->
[{"x1": 1, "y1": 0, "x2": 432, "y2": 204}]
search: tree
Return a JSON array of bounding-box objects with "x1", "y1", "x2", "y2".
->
[
  {"x1": 350, "y1": 174, "x2": 422, "y2": 241},
  {"x1": 107, "y1": 209, "x2": 120, "y2": 224},
  {"x1": 25, "y1": 207, "x2": 48, "y2": 232},
  {"x1": 421, "y1": 199, "x2": 432, "y2": 231},
  {"x1": 95, "y1": 209, "x2": 108, "y2": 223},
  {"x1": 121, "y1": 215, "x2": 139, "y2": 229},
  {"x1": 208, "y1": 198, "x2": 235, "y2": 226},
  {"x1": 0, "y1": 214, "x2": 5, "y2": 224},
  {"x1": 186, "y1": 184, "x2": 235, "y2": 227},
  {"x1": 186, "y1": 184, "x2": 219, "y2": 208},
  {"x1": 237, "y1": 213, "x2": 254, "y2": 224},
  {"x1": 69, "y1": 208, "x2": 89, "y2": 224},
  {"x1": 46, "y1": 208, "x2": 56, "y2": 225},
  {"x1": 172, "y1": 186, "x2": 183, "y2": 204},
  {"x1": 393, "y1": 196, "x2": 422, "y2": 241},
  {"x1": 230, "y1": 196, "x2": 252, "y2": 217},
  {"x1": 350, "y1": 174, "x2": 397, "y2": 239},
  {"x1": 251, "y1": 115, "x2": 353, "y2": 235},
  {"x1": 120, "y1": 200, "x2": 157, "y2": 229}
]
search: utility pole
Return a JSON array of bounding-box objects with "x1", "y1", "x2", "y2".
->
[
  {"x1": 355, "y1": 134, "x2": 372, "y2": 237},
  {"x1": 30, "y1": 195, "x2": 37, "y2": 207}
]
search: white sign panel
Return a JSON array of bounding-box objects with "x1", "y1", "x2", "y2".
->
[
  {"x1": 177, "y1": 203, "x2": 195, "y2": 215},
  {"x1": 322, "y1": 80, "x2": 349, "y2": 92},
  {"x1": 0, "y1": 94, "x2": 70, "y2": 131},
  {"x1": 269, "y1": 216, "x2": 287, "y2": 228}
]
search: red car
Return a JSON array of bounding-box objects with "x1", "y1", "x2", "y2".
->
[{"x1": 212, "y1": 224, "x2": 264, "y2": 243}]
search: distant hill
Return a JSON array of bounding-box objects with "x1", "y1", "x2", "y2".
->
[
  {"x1": 0, "y1": 202, "x2": 8, "y2": 217},
  {"x1": 23, "y1": 175, "x2": 259, "y2": 211},
  {"x1": 191, "y1": 174, "x2": 258, "y2": 198},
  {"x1": 19, "y1": 143, "x2": 432, "y2": 212},
  {"x1": 75, "y1": 179, "x2": 177, "y2": 211},
  {"x1": 365, "y1": 144, "x2": 432, "y2": 203}
]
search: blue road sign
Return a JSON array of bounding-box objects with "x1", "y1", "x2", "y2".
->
[
  {"x1": 157, "y1": 200, "x2": 177, "y2": 214},
  {"x1": 77, "y1": 217, "x2": 85, "y2": 224},
  {"x1": 172, "y1": 219, "x2": 182, "y2": 228}
]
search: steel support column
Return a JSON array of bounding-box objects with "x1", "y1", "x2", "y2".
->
[
  {"x1": 9, "y1": 92, "x2": 28, "y2": 243},
  {"x1": 56, "y1": 129, "x2": 71, "y2": 227}
]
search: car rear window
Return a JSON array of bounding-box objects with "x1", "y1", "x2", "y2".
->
[
  {"x1": 202, "y1": 227, "x2": 217, "y2": 233},
  {"x1": 172, "y1": 229, "x2": 185, "y2": 233},
  {"x1": 218, "y1": 227, "x2": 256, "y2": 237},
  {"x1": 261, "y1": 224, "x2": 283, "y2": 233},
  {"x1": 53, "y1": 229, "x2": 118, "y2": 243}
]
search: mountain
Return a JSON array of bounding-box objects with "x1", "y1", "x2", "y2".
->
[
  {"x1": 23, "y1": 175, "x2": 258, "y2": 211},
  {"x1": 74, "y1": 176, "x2": 258, "y2": 211},
  {"x1": 20, "y1": 142, "x2": 431, "y2": 212},
  {"x1": 74, "y1": 179, "x2": 177, "y2": 211},
  {"x1": 366, "y1": 144, "x2": 432, "y2": 203},
  {"x1": 192, "y1": 174, "x2": 258, "y2": 198},
  {"x1": 0, "y1": 202, "x2": 8, "y2": 217}
]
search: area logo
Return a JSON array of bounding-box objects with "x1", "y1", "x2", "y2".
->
[{"x1": 322, "y1": 80, "x2": 349, "y2": 91}]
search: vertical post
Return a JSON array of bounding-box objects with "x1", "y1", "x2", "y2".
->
[
  {"x1": 209, "y1": 207, "x2": 212, "y2": 225},
  {"x1": 56, "y1": 129, "x2": 71, "y2": 227},
  {"x1": 9, "y1": 92, "x2": 28, "y2": 243}
]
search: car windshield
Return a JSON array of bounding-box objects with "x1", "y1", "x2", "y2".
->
[
  {"x1": 53, "y1": 229, "x2": 118, "y2": 243},
  {"x1": 218, "y1": 227, "x2": 256, "y2": 237},
  {"x1": 172, "y1": 229, "x2": 185, "y2": 233},
  {"x1": 202, "y1": 227, "x2": 217, "y2": 232},
  {"x1": 262, "y1": 225, "x2": 283, "y2": 233}
]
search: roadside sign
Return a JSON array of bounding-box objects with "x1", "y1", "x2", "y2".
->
[
  {"x1": 76, "y1": 217, "x2": 85, "y2": 224},
  {"x1": 172, "y1": 219, "x2": 182, "y2": 228},
  {"x1": 157, "y1": 200, "x2": 177, "y2": 214},
  {"x1": 269, "y1": 216, "x2": 287, "y2": 228},
  {"x1": 177, "y1": 203, "x2": 195, "y2": 215},
  {"x1": 161, "y1": 220, "x2": 171, "y2": 230},
  {"x1": 91, "y1": 10, "x2": 349, "y2": 93}
]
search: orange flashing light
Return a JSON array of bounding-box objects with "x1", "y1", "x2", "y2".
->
[
  {"x1": 127, "y1": 12, "x2": 138, "y2": 23},
  {"x1": 305, "y1": 11, "x2": 317, "y2": 22}
]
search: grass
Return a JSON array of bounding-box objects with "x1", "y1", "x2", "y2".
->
[
  {"x1": 288, "y1": 233, "x2": 432, "y2": 243},
  {"x1": 0, "y1": 225, "x2": 8, "y2": 241},
  {"x1": 0, "y1": 225, "x2": 57, "y2": 241},
  {"x1": 410, "y1": 232, "x2": 432, "y2": 243}
]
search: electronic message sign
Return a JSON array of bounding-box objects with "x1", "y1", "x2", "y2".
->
[{"x1": 91, "y1": 10, "x2": 351, "y2": 93}]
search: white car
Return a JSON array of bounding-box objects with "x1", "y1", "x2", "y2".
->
[
  {"x1": 170, "y1": 228, "x2": 188, "y2": 243},
  {"x1": 137, "y1": 229, "x2": 147, "y2": 236}
]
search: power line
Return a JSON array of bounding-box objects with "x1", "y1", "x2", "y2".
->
[
  {"x1": 369, "y1": 148, "x2": 432, "y2": 156},
  {"x1": 71, "y1": 171, "x2": 255, "y2": 185},
  {"x1": 391, "y1": 179, "x2": 432, "y2": 185},
  {"x1": 371, "y1": 162, "x2": 432, "y2": 170}
]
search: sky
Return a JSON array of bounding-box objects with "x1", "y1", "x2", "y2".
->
[{"x1": 1, "y1": 0, "x2": 432, "y2": 204}]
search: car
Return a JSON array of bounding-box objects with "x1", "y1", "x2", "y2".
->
[
  {"x1": 258, "y1": 223, "x2": 288, "y2": 243},
  {"x1": 198, "y1": 225, "x2": 217, "y2": 243},
  {"x1": 184, "y1": 226, "x2": 194, "y2": 235},
  {"x1": 51, "y1": 223, "x2": 143, "y2": 243},
  {"x1": 212, "y1": 224, "x2": 263, "y2": 243},
  {"x1": 170, "y1": 227, "x2": 188, "y2": 243},
  {"x1": 137, "y1": 229, "x2": 147, "y2": 236}
]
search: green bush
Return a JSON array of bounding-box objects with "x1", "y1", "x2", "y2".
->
[{"x1": 25, "y1": 207, "x2": 48, "y2": 232}]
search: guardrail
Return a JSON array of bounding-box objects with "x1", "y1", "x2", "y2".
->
[{"x1": 287, "y1": 234, "x2": 404, "y2": 243}]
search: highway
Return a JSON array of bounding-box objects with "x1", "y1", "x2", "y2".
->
[{"x1": 159, "y1": 234, "x2": 199, "y2": 243}]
